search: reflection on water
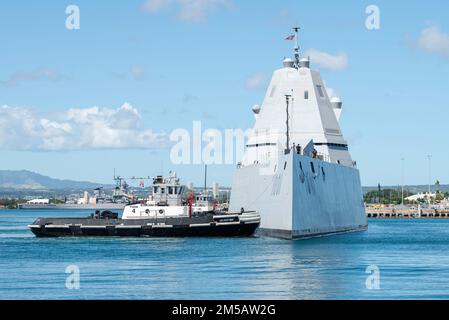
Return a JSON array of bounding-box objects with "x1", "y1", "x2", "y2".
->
[{"x1": 1, "y1": 209, "x2": 449, "y2": 299}]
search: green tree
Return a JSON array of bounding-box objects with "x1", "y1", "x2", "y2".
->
[
  {"x1": 364, "y1": 189, "x2": 412, "y2": 205},
  {"x1": 435, "y1": 180, "x2": 441, "y2": 193}
]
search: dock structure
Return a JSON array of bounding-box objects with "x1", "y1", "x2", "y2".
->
[{"x1": 365, "y1": 205, "x2": 449, "y2": 219}]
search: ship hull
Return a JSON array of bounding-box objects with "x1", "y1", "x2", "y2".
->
[
  {"x1": 28, "y1": 213, "x2": 260, "y2": 238},
  {"x1": 230, "y1": 152, "x2": 367, "y2": 240}
]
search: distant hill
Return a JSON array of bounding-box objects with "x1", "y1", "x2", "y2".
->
[
  {"x1": 0, "y1": 170, "x2": 109, "y2": 191},
  {"x1": 363, "y1": 184, "x2": 449, "y2": 194}
]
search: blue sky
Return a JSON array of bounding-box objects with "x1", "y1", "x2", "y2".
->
[{"x1": 0, "y1": 0, "x2": 448, "y2": 187}]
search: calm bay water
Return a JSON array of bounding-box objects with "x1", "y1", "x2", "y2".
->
[{"x1": 1, "y1": 209, "x2": 449, "y2": 300}]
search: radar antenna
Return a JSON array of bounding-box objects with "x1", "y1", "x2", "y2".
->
[{"x1": 293, "y1": 27, "x2": 301, "y2": 67}]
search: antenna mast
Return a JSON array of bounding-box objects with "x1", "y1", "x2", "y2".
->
[
  {"x1": 285, "y1": 94, "x2": 292, "y2": 152},
  {"x1": 293, "y1": 26, "x2": 301, "y2": 67}
]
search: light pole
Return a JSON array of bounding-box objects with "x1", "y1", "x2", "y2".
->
[{"x1": 427, "y1": 155, "x2": 432, "y2": 204}]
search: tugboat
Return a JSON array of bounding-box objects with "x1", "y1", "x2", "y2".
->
[{"x1": 28, "y1": 172, "x2": 260, "y2": 238}]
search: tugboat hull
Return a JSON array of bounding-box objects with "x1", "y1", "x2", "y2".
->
[{"x1": 28, "y1": 212, "x2": 260, "y2": 238}]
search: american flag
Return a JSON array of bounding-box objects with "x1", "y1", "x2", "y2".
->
[{"x1": 285, "y1": 35, "x2": 295, "y2": 41}]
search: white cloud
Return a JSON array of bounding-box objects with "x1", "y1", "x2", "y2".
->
[
  {"x1": 246, "y1": 72, "x2": 266, "y2": 90},
  {"x1": 303, "y1": 49, "x2": 348, "y2": 71},
  {"x1": 0, "y1": 103, "x2": 167, "y2": 151},
  {"x1": 141, "y1": 0, "x2": 232, "y2": 23},
  {"x1": 320, "y1": 80, "x2": 338, "y2": 100},
  {"x1": 325, "y1": 87, "x2": 338, "y2": 99},
  {"x1": 177, "y1": 0, "x2": 231, "y2": 22},
  {"x1": 141, "y1": 0, "x2": 173, "y2": 13},
  {"x1": 0, "y1": 68, "x2": 65, "y2": 87},
  {"x1": 130, "y1": 65, "x2": 146, "y2": 81},
  {"x1": 112, "y1": 65, "x2": 147, "y2": 81},
  {"x1": 417, "y1": 25, "x2": 449, "y2": 58}
]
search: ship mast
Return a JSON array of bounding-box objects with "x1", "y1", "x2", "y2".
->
[
  {"x1": 204, "y1": 164, "x2": 207, "y2": 195},
  {"x1": 293, "y1": 26, "x2": 300, "y2": 67},
  {"x1": 285, "y1": 94, "x2": 291, "y2": 153}
]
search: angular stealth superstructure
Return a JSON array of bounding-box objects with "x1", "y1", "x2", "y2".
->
[{"x1": 229, "y1": 29, "x2": 367, "y2": 239}]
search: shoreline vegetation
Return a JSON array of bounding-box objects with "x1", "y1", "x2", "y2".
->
[
  {"x1": 0, "y1": 198, "x2": 65, "y2": 210},
  {"x1": 364, "y1": 188, "x2": 449, "y2": 205},
  {"x1": 0, "y1": 199, "x2": 26, "y2": 209}
]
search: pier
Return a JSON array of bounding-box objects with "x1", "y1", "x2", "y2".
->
[{"x1": 365, "y1": 205, "x2": 449, "y2": 218}]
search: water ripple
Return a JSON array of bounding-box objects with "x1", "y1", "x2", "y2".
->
[{"x1": 1, "y1": 210, "x2": 449, "y2": 299}]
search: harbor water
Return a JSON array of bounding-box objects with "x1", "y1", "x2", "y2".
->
[{"x1": 1, "y1": 209, "x2": 449, "y2": 300}]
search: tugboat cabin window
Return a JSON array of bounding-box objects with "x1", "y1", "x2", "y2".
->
[{"x1": 304, "y1": 91, "x2": 309, "y2": 100}]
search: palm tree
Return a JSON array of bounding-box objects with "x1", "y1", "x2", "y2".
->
[{"x1": 435, "y1": 180, "x2": 441, "y2": 194}]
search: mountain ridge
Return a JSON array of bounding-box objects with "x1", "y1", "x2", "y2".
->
[{"x1": 0, "y1": 170, "x2": 110, "y2": 190}]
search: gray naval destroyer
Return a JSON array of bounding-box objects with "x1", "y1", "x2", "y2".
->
[{"x1": 229, "y1": 28, "x2": 367, "y2": 239}]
